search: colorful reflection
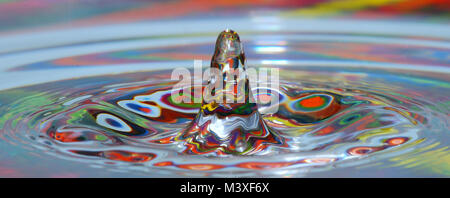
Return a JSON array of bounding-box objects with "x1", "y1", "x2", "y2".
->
[{"x1": 0, "y1": 0, "x2": 448, "y2": 33}]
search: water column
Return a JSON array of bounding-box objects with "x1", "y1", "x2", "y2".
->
[{"x1": 176, "y1": 29, "x2": 284, "y2": 155}]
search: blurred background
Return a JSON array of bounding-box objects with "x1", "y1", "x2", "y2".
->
[
  {"x1": 0, "y1": 0, "x2": 449, "y2": 178},
  {"x1": 0, "y1": 0, "x2": 448, "y2": 34},
  {"x1": 0, "y1": 0, "x2": 449, "y2": 89}
]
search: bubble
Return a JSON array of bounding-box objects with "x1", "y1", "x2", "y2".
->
[
  {"x1": 118, "y1": 100, "x2": 161, "y2": 118},
  {"x1": 96, "y1": 113, "x2": 132, "y2": 133}
]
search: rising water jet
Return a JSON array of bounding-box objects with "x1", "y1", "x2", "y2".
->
[{"x1": 176, "y1": 29, "x2": 285, "y2": 155}]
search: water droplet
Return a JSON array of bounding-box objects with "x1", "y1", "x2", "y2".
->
[{"x1": 176, "y1": 30, "x2": 284, "y2": 155}]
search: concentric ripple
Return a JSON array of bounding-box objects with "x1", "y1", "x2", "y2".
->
[
  {"x1": 0, "y1": 66, "x2": 448, "y2": 177},
  {"x1": 0, "y1": 21, "x2": 449, "y2": 177}
]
